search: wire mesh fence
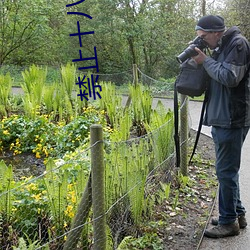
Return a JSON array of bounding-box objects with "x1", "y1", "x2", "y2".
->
[
  {"x1": 0, "y1": 64, "x2": 191, "y2": 249},
  {"x1": 0, "y1": 117, "x2": 189, "y2": 249}
]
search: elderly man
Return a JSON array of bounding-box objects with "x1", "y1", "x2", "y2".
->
[{"x1": 192, "y1": 15, "x2": 250, "y2": 238}]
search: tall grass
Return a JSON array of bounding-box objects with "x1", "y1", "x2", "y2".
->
[
  {"x1": 61, "y1": 63, "x2": 76, "y2": 101},
  {"x1": 21, "y1": 65, "x2": 47, "y2": 118},
  {"x1": 145, "y1": 100, "x2": 175, "y2": 164},
  {"x1": 0, "y1": 161, "x2": 14, "y2": 222},
  {"x1": 98, "y1": 81, "x2": 123, "y2": 128},
  {"x1": 0, "y1": 73, "x2": 12, "y2": 116}
]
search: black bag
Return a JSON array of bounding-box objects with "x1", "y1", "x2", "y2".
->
[
  {"x1": 175, "y1": 58, "x2": 208, "y2": 97},
  {"x1": 174, "y1": 58, "x2": 209, "y2": 168}
]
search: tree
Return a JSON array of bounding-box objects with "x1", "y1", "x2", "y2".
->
[
  {"x1": 0, "y1": 0, "x2": 72, "y2": 65},
  {"x1": 221, "y1": 0, "x2": 250, "y2": 39}
]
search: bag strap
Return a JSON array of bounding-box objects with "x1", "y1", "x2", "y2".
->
[
  {"x1": 188, "y1": 91, "x2": 208, "y2": 164},
  {"x1": 174, "y1": 80, "x2": 180, "y2": 168}
]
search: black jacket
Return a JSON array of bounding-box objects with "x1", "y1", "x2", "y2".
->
[{"x1": 203, "y1": 26, "x2": 250, "y2": 128}]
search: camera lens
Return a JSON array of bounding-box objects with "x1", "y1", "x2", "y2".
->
[{"x1": 176, "y1": 44, "x2": 198, "y2": 63}]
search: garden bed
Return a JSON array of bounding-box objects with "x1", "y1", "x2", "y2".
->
[{"x1": 160, "y1": 131, "x2": 217, "y2": 250}]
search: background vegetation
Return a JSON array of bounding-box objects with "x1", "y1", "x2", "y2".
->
[
  {"x1": 1, "y1": 0, "x2": 250, "y2": 82},
  {"x1": 0, "y1": 0, "x2": 237, "y2": 248}
]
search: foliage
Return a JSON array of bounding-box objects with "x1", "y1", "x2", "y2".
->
[
  {"x1": 0, "y1": 72, "x2": 12, "y2": 117},
  {"x1": 98, "y1": 81, "x2": 123, "y2": 128},
  {"x1": 0, "y1": 161, "x2": 15, "y2": 222},
  {"x1": 145, "y1": 100, "x2": 175, "y2": 163},
  {"x1": 0, "y1": 78, "x2": 178, "y2": 248},
  {"x1": 12, "y1": 176, "x2": 49, "y2": 241},
  {"x1": 129, "y1": 83, "x2": 153, "y2": 135},
  {"x1": 21, "y1": 65, "x2": 47, "y2": 118},
  {"x1": 0, "y1": 107, "x2": 103, "y2": 158},
  {"x1": 13, "y1": 235, "x2": 46, "y2": 250},
  {"x1": 104, "y1": 93, "x2": 174, "y2": 246},
  {"x1": 0, "y1": 0, "x2": 70, "y2": 65},
  {"x1": 117, "y1": 233, "x2": 163, "y2": 250},
  {"x1": 61, "y1": 63, "x2": 76, "y2": 100},
  {"x1": 220, "y1": 0, "x2": 250, "y2": 40},
  {"x1": 0, "y1": 154, "x2": 91, "y2": 249},
  {"x1": 0, "y1": 0, "x2": 228, "y2": 81}
]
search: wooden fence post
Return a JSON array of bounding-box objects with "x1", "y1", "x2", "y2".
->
[
  {"x1": 133, "y1": 64, "x2": 138, "y2": 86},
  {"x1": 180, "y1": 94, "x2": 188, "y2": 176},
  {"x1": 91, "y1": 124, "x2": 106, "y2": 250}
]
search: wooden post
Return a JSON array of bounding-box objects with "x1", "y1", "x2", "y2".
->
[
  {"x1": 180, "y1": 94, "x2": 188, "y2": 176},
  {"x1": 91, "y1": 124, "x2": 106, "y2": 250},
  {"x1": 63, "y1": 175, "x2": 92, "y2": 250},
  {"x1": 133, "y1": 64, "x2": 138, "y2": 86}
]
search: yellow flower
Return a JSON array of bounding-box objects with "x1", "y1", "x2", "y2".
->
[
  {"x1": 26, "y1": 183, "x2": 37, "y2": 191},
  {"x1": 71, "y1": 195, "x2": 76, "y2": 204},
  {"x1": 42, "y1": 147, "x2": 49, "y2": 157},
  {"x1": 12, "y1": 207, "x2": 17, "y2": 212},
  {"x1": 3, "y1": 130, "x2": 10, "y2": 135},
  {"x1": 32, "y1": 193, "x2": 42, "y2": 201},
  {"x1": 100, "y1": 110, "x2": 106, "y2": 115},
  {"x1": 36, "y1": 152, "x2": 41, "y2": 159},
  {"x1": 65, "y1": 205, "x2": 74, "y2": 218}
]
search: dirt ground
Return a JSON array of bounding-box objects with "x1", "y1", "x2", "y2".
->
[{"x1": 159, "y1": 130, "x2": 217, "y2": 250}]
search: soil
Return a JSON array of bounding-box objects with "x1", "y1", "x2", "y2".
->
[
  {"x1": 158, "y1": 130, "x2": 217, "y2": 250},
  {"x1": 0, "y1": 152, "x2": 45, "y2": 180}
]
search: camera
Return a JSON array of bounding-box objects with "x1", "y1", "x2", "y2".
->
[{"x1": 176, "y1": 36, "x2": 208, "y2": 63}]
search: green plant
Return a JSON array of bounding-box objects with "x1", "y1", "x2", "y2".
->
[
  {"x1": 0, "y1": 115, "x2": 57, "y2": 157},
  {"x1": 98, "y1": 81, "x2": 123, "y2": 128},
  {"x1": 172, "y1": 190, "x2": 180, "y2": 210},
  {"x1": 60, "y1": 63, "x2": 76, "y2": 101},
  {"x1": 0, "y1": 161, "x2": 15, "y2": 222},
  {"x1": 105, "y1": 136, "x2": 153, "y2": 235},
  {"x1": 157, "y1": 182, "x2": 171, "y2": 204},
  {"x1": 117, "y1": 233, "x2": 163, "y2": 250},
  {"x1": 13, "y1": 237, "x2": 40, "y2": 250},
  {"x1": 0, "y1": 73, "x2": 12, "y2": 116},
  {"x1": 12, "y1": 176, "x2": 49, "y2": 241},
  {"x1": 144, "y1": 100, "x2": 174, "y2": 163},
  {"x1": 129, "y1": 83, "x2": 153, "y2": 129},
  {"x1": 43, "y1": 159, "x2": 69, "y2": 225},
  {"x1": 43, "y1": 84, "x2": 56, "y2": 114},
  {"x1": 0, "y1": 106, "x2": 104, "y2": 158},
  {"x1": 21, "y1": 65, "x2": 47, "y2": 118}
]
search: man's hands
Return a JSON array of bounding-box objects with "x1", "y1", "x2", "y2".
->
[{"x1": 192, "y1": 47, "x2": 207, "y2": 64}]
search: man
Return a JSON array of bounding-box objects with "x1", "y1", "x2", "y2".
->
[{"x1": 192, "y1": 15, "x2": 250, "y2": 238}]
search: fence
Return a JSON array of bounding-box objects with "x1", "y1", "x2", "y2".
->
[{"x1": 0, "y1": 64, "x2": 191, "y2": 249}]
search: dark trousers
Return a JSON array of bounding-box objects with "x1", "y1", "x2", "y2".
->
[{"x1": 211, "y1": 126, "x2": 249, "y2": 225}]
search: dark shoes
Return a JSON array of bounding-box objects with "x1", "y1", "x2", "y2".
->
[
  {"x1": 204, "y1": 222, "x2": 240, "y2": 238},
  {"x1": 211, "y1": 214, "x2": 247, "y2": 229}
]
